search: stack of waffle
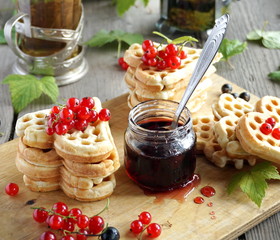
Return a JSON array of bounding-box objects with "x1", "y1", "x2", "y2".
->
[
  {"x1": 123, "y1": 43, "x2": 222, "y2": 112},
  {"x1": 15, "y1": 97, "x2": 120, "y2": 201}
]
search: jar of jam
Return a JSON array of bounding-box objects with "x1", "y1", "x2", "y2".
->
[{"x1": 124, "y1": 99, "x2": 196, "y2": 192}]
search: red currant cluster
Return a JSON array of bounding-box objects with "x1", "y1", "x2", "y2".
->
[
  {"x1": 118, "y1": 57, "x2": 129, "y2": 70},
  {"x1": 260, "y1": 117, "x2": 280, "y2": 139},
  {"x1": 141, "y1": 40, "x2": 187, "y2": 70},
  {"x1": 33, "y1": 201, "x2": 119, "y2": 240},
  {"x1": 130, "y1": 211, "x2": 162, "y2": 238},
  {"x1": 46, "y1": 97, "x2": 111, "y2": 136}
]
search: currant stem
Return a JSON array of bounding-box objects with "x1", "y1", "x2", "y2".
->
[
  {"x1": 94, "y1": 198, "x2": 110, "y2": 216},
  {"x1": 117, "y1": 40, "x2": 121, "y2": 59}
]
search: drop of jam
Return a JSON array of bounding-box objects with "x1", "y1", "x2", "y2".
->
[
  {"x1": 207, "y1": 202, "x2": 213, "y2": 207},
  {"x1": 144, "y1": 174, "x2": 200, "y2": 204},
  {"x1": 209, "y1": 211, "x2": 215, "y2": 215},
  {"x1": 201, "y1": 186, "x2": 216, "y2": 197},
  {"x1": 193, "y1": 196, "x2": 204, "y2": 204}
]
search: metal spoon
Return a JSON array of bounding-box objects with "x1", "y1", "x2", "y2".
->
[{"x1": 170, "y1": 14, "x2": 230, "y2": 129}]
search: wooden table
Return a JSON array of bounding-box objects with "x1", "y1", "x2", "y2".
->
[{"x1": 0, "y1": 0, "x2": 279, "y2": 239}]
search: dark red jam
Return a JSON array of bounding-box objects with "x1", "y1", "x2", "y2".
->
[{"x1": 124, "y1": 118, "x2": 196, "y2": 192}]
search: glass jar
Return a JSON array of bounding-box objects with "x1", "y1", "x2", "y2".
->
[{"x1": 124, "y1": 100, "x2": 196, "y2": 192}]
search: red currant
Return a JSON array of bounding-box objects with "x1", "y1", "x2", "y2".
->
[
  {"x1": 121, "y1": 62, "x2": 129, "y2": 70},
  {"x1": 166, "y1": 55, "x2": 181, "y2": 69},
  {"x1": 61, "y1": 235, "x2": 75, "y2": 240},
  {"x1": 77, "y1": 106, "x2": 91, "y2": 120},
  {"x1": 33, "y1": 207, "x2": 48, "y2": 223},
  {"x1": 80, "y1": 97, "x2": 95, "y2": 109},
  {"x1": 156, "y1": 60, "x2": 167, "y2": 70},
  {"x1": 158, "y1": 50, "x2": 168, "y2": 60},
  {"x1": 51, "y1": 106, "x2": 60, "y2": 114},
  {"x1": 142, "y1": 40, "x2": 154, "y2": 51},
  {"x1": 54, "y1": 122, "x2": 68, "y2": 135},
  {"x1": 69, "y1": 207, "x2": 82, "y2": 220},
  {"x1": 62, "y1": 218, "x2": 75, "y2": 232},
  {"x1": 265, "y1": 117, "x2": 276, "y2": 128},
  {"x1": 88, "y1": 110, "x2": 99, "y2": 123},
  {"x1": 138, "y1": 211, "x2": 152, "y2": 225},
  {"x1": 52, "y1": 202, "x2": 68, "y2": 216},
  {"x1": 272, "y1": 128, "x2": 280, "y2": 140},
  {"x1": 74, "y1": 119, "x2": 88, "y2": 131},
  {"x1": 165, "y1": 44, "x2": 178, "y2": 56},
  {"x1": 67, "y1": 97, "x2": 80, "y2": 112},
  {"x1": 49, "y1": 214, "x2": 63, "y2": 230},
  {"x1": 178, "y1": 49, "x2": 187, "y2": 59},
  {"x1": 5, "y1": 183, "x2": 19, "y2": 196},
  {"x1": 77, "y1": 215, "x2": 90, "y2": 229},
  {"x1": 260, "y1": 123, "x2": 273, "y2": 135},
  {"x1": 141, "y1": 54, "x2": 149, "y2": 65},
  {"x1": 60, "y1": 108, "x2": 74, "y2": 123},
  {"x1": 77, "y1": 229, "x2": 89, "y2": 240},
  {"x1": 147, "y1": 223, "x2": 162, "y2": 238},
  {"x1": 67, "y1": 120, "x2": 75, "y2": 130},
  {"x1": 147, "y1": 58, "x2": 158, "y2": 67},
  {"x1": 46, "y1": 126, "x2": 55, "y2": 135},
  {"x1": 40, "y1": 231, "x2": 56, "y2": 240},
  {"x1": 99, "y1": 108, "x2": 111, "y2": 121},
  {"x1": 145, "y1": 46, "x2": 158, "y2": 59},
  {"x1": 130, "y1": 220, "x2": 143, "y2": 234},
  {"x1": 89, "y1": 215, "x2": 105, "y2": 234}
]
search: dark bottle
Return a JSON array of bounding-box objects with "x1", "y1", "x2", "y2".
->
[{"x1": 124, "y1": 99, "x2": 196, "y2": 192}]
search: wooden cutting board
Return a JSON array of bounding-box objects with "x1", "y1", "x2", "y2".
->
[{"x1": 1, "y1": 74, "x2": 279, "y2": 240}]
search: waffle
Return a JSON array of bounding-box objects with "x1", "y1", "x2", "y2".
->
[
  {"x1": 60, "y1": 174, "x2": 116, "y2": 202},
  {"x1": 16, "y1": 109, "x2": 54, "y2": 149},
  {"x1": 123, "y1": 43, "x2": 144, "y2": 68},
  {"x1": 255, "y1": 96, "x2": 280, "y2": 122},
  {"x1": 236, "y1": 112, "x2": 280, "y2": 164},
  {"x1": 212, "y1": 93, "x2": 254, "y2": 120},
  {"x1": 23, "y1": 175, "x2": 60, "y2": 192}
]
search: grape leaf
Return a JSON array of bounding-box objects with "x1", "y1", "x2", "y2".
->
[
  {"x1": 0, "y1": 29, "x2": 7, "y2": 44},
  {"x1": 247, "y1": 30, "x2": 280, "y2": 49},
  {"x1": 227, "y1": 161, "x2": 280, "y2": 207},
  {"x1": 84, "y1": 30, "x2": 118, "y2": 47},
  {"x1": 2, "y1": 74, "x2": 58, "y2": 113},
  {"x1": 116, "y1": 0, "x2": 136, "y2": 16},
  {"x1": 268, "y1": 71, "x2": 280, "y2": 82},
  {"x1": 219, "y1": 38, "x2": 247, "y2": 61}
]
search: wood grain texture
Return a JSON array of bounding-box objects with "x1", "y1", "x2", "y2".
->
[{"x1": 0, "y1": 0, "x2": 279, "y2": 239}]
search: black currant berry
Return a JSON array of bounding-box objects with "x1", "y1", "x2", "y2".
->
[
  {"x1": 239, "y1": 92, "x2": 250, "y2": 102},
  {"x1": 101, "y1": 227, "x2": 120, "y2": 240},
  {"x1": 231, "y1": 92, "x2": 238, "y2": 98},
  {"x1": 221, "y1": 83, "x2": 232, "y2": 93}
]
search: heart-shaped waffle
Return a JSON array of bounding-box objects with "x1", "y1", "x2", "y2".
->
[
  {"x1": 212, "y1": 93, "x2": 254, "y2": 120},
  {"x1": 236, "y1": 112, "x2": 280, "y2": 164}
]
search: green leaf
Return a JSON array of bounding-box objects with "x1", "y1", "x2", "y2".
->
[
  {"x1": 246, "y1": 30, "x2": 263, "y2": 40},
  {"x1": 219, "y1": 39, "x2": 247, "y2": 61},
  {"x1": 141, "y1": 0, "x2": 149, "y2": 6},
  {"x1": 262, "y1": 31, "x2": 280, "y2": 49},
  {"x1": 171, "y1": 36, "x2": 198, "y2": 45},
  {"x1": 0, "y1": 29, "x2": 6, "y2": 44},
  {"x1": 227, "y1": 161, "x2": 280, "y2": 207},
  {"x1": 84, "y1": 30, "x2": 117, "y2": 47},
  {"x1": 268, "y1": 71, "x2": 280, "y2": 82},
  {"x1": 2, "y1": 75, "x2": 43, "y2": 113},
  {"x1": 116, "y1": 0, "x2": 136, "y2": 16},
  {"x1": 118, "y1": 32, "x2": 143, "y2": 46},
  {"x1": 40, "y1": 76, "x2": 59, "y2": 103}
]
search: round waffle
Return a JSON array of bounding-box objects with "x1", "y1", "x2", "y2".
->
[
  {"x1": 123, "y1": 43, "x2": 144, "y2": 68},
  {"x1": 23, "y1": 175, "x2": 60, "y2": 192},
  {"x1": 255, "y1": 96, "x2": 280, "y2": 122},
  {"x1": 236, "y1": 112, "x2": 280, "y2": 164}
]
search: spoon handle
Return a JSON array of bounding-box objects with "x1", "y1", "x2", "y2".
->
[{"x1": 171, "y1": 14, "x2": 230, "y2": 129}]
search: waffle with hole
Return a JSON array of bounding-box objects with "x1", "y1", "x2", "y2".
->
[
  {"x1": 236, "y1": 96, "x2": 280, "y2": 164},
  {"x1": 123, "y1": 42, "x2": 222, "y2": 112}
]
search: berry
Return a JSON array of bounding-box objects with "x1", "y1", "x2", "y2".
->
[
  {"x1": 145, "y1": 46, "x2": 158, "y2": 59},
  {"x1": 178, "y1": 49, "x2": 187, "y2": 59},
  {"x1": 156, "y1": 60, "x2": 167, "y2": 70},
  {"x1": 147, "y1": 57, "x2": 158, "y2": 67},
  {"x1": 141, "y1": 54, "x2": 149, "y2": 65},
  {"x1": 138, "y1": 211, "x2": 152, "y2": 225},
  {"x1": 121, "y1": 62, "x2": 129, "y2": 70},
  {"x1": 5, "y1": 183, "x2": 19, "y2": 196},
  {"x1": 62, "y1": 218, "x2": 75, "y2": 232},
  {"x1": 74, "y1": 119, "x2": 88, "y2": 131},
  {"x1": 67, "y1": 97, "x2": 80, "y2": 112},
  {"x1": 76, "y1": 229, "x2": 89, "y2": 240},
  {"x1": 88, "y1": 110, "x2": 99, "y2": 123},
  {"x1": 260, "y1": 123, "x2": 273, "y2": 135},
  {"x1": 60, "y1": 108, "x2": 74, "y2": 123},
  {"x1": 77, "y1": 215, "x2": 89, "y2": 229},
  {"x1": 265, "y1": 117, "x2": 276, "y2": 128},
  {"x1": 52, "y1": 202, "x2": 68, "y2": 216},
  {"x1": 54, "y1": 122, "x2": 68, "y2": 135},
  {"x1": 61, "y1": 235, "x2": 75, "y2": 240},
  {"x1": 77, "y1": 106, "x2": 91, "y2": 120},
  {"x1": 80, "y1": 97, "x2": 95, "y2": 109},
  {"x1": 69, "y1": 208, "x2": 82, "y2": 219},
  {"x1": 100, "y1": 227, "x2": 120, "y2": 240},
  {"x1": 158, "y1": 50, "x2": 168, "y2": 60},
  {"x1": 49, "y1": 214, "x2": 63, "y2": 230},
  {"x1": 221, "y1": 83, "x2": 232, "y2": 93},
  {"x1": 89, "y1": 215, "x2": 105, "y2": 234},
  {"x1": 231, "y1": 92, "x2": 238, "y2": 98},
  {"x1": 130, "y1": 220, "x2": 143, "y2": 234},
  {"x1": 99, "y1": 108, "x2": 111, "y2": 121},
  {"x1": 272, "y1": 128, "x2": 280, "y2": 140},
  {"x1": 166, "y1": 55, "x2": 181, "y2": 69},
  {"x1": 239, "y1": 92, "x2": 250, "y2": 102},
  {"x1": 147, "y1": 223, "x2": 162, "y2": 238},
  {"x1": 142, "y1": 40, "x2": 154, "y2": 51},
  {"x1": 33, "y1": 207, "x2": 48, "y2": 223},
  {"x1": 46, "y1": 127, "x2": 55, "y2": 135},
  {"x1": 165, "y1": 44, "x2": 178, "y2": 56},
  {"x1": 40, "y1": 231, "x2": 56, "y2": 240},
  {"x1": 51, "y1": 106, "x2": 60, "y2": 114}
]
